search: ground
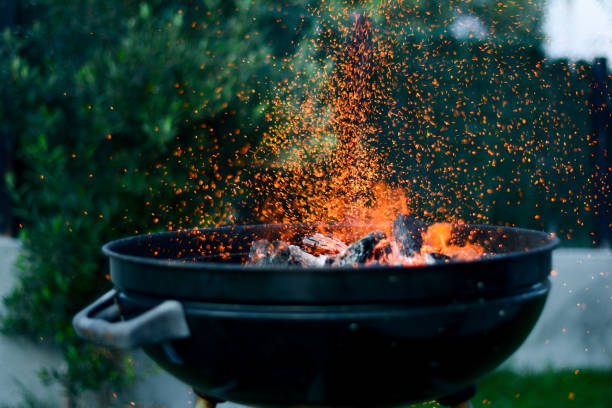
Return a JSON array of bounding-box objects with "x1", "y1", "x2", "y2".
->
[{"x1": 417, "y1": 369, "x2": 612, "y2": 408}]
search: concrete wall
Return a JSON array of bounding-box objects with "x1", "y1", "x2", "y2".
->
[
  {"x1": 503, "y1": 248, "x2": 612, "y2": 371},
  {"x1": 0, "y1": 237, "x2": 65, "y2": 407},
  {"x1": 1, "y1": 238, "x2": 611, "y2": 407}
]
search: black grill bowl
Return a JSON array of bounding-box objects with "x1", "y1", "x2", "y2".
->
[{"x1": 74, "y1": 223, "x2": 559, "y2": 407}]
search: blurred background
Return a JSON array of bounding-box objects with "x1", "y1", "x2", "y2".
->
[{"x1": 0, "y1": 0, "x2": 611, "y2": 407}]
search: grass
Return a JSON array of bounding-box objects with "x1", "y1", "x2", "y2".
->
[{"x1": 412, "y1": 369, "x2": 612, "y2": 408}]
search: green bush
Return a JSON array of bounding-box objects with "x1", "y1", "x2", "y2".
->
[{"x1": 0, "y1": 0, "x2": 308, "y2": 401}]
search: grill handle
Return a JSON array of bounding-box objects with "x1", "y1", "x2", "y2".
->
[{"x1": 72, "y1": 289, "x2": 190, "y2": 349}]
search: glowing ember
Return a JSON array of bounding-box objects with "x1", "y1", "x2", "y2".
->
[
  {"x1": 250, "y1": 10, "x2": 407, "y2": 227},
  {"x1": 157, "y1": 1, "x2": 597, "y2": 247},
  {"x1": 247, "y1": 215, "x2": 486, "y2": 267},
  {"x1": 422, "y1": 223, "x2": 484, "y2": 262}
]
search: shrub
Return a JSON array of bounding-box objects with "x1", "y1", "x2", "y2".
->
[{"x1": 0, "y1": 0, "x2": 307, "y2": 401}]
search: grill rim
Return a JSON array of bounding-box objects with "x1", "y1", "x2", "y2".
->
[
  {"x1": 102, "y1": 222, "x2": 560, "y2": 271},
  {"x1": 102, "y1": 223, "x2": 559, "y2": 304}
]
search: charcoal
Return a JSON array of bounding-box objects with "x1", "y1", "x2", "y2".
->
[
  {"x1": 302, "y1": 233, "x2": 348, "y2": 254},
  {"x1": 324, "y1": 255, "x2": 337, "y2": 265},
  {"x1": 425, "y1": 252, "x2": 451, "y2": 264},
  {"x1": 334, "y1": 231, "x2": 386, "y2": 266},
  {"x1": 248, "y1": 240, "x2": 290, "y2": 265},
  {"x1": 371, "y1": 240, "x2": 393, "y2": 261},
  {"x1": 287, "y1": 245, "x2": 329, "y2": 266},
  {"x1": 392, "y1": 214, "x2": 428, "y2": 256},
  {"x1": 248, "y1": 239, "x2": 327, "y2": 266}
]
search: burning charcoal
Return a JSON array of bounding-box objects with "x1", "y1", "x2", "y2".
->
[
  {"x1": 334, "y1": 231, "x2": 386, "y2": 266},
  {"x1": 287, "y1": 245, "x2": 330, "y2": 267},
  {"x1": 248, "y1": 240, "x2": 290, "y2": 265},
  {"x1": 371, "y1": 240, "x2": 393, "y2": 262},
  {"x1": 248, "y1": 239, "x2": 328, "y2": 267},
  {"x1": 392, "y1": 214, "x2": 428, "y2": 256},
  {"x1": 425, "y1": 252, "x2": 451, "y2": 265},
  {"x1": 324, "y1": 255, "x2": 337, "y2": 265},
  {"x1": 302, "y1": 233, "x2": 348, "y2": 254}
]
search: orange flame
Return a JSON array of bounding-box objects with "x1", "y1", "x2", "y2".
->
[
  {"x1": 422, "y1": 223, "x2": 484, "y2": 261},
  {"x1": 366, "y1": 239, "x2": 428, "y2": 267}
]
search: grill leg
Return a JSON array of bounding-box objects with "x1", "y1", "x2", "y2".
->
[
  {"x1": 451, "y1": 402, "x2": 473, "y2": 408},
  {"x1": 438, "y1": 384, "x2": 476, "y2": 407}
]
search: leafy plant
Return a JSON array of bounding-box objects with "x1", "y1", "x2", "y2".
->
[{"x1": 0, "y1": 0, "x2": 308, "y2": 403}]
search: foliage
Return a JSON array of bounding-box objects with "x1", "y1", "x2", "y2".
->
[
  {"x1": 373, "y1": 0, "x2": 544, "y2": 44},
  {"x1": 0, "y1": 0, "x2": 308, "y2": 401},
  {"x1": 384, "y1": 39, "x2": 595, "y2": 242}
]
